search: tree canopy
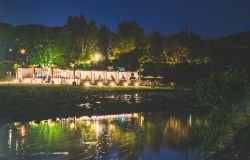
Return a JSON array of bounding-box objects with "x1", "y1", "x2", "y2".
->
[{"x1": 0, "y1": 15, "x2": 215, "y2": 70}]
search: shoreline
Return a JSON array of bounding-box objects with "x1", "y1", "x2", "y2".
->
[{"x1": 0, "y1": 83, "x2": 196, "y2": 123}]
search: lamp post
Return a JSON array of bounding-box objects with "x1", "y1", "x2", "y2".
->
[
  {"x1": 70, "y1": 63, "x2": 77, "y2": 86},
  {"x1": 20, "y1": 48, "x2": 26, "y2": 55},
  {"x1": 16, "y1": 48, "x2": 26, "y2": 63}
]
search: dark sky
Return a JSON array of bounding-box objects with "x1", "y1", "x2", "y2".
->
[{"x1": 0, "y1": 0, "x2": 250, "y2": 38}]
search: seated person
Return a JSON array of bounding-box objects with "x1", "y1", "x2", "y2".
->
[
  {"x1": 85, "y1": 75, "x2": 90, "y2": 80},
  {"x1": 111, "y1": 74, "x2": 115, "y2": 81}
]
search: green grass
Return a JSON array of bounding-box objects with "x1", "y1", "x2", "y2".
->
[
  {"x1": 0, "y1": 83, "x2": 171, "y2": 103},
  {"x1": 0, "y1": 83, "x2": 195, "y2": 122},
  {"x1": 0, "y1": 83, "x2": 192, "y2": 102},
  {"x1": 0, "y1": 83, "x2": 171, "y2": 90}
]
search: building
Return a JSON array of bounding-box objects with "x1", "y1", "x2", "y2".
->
[{"x1": 15, "y1": 68, "x2": 140, "y2": 86}]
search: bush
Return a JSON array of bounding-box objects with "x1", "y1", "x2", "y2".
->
[
  {"x1": 195, "y1": 69, "x2": 248, "y2": 109},
  {"x1": 195, "y1": 69, "x2": 249, "y2": 152}
]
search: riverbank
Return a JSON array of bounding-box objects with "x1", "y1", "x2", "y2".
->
[
  {"x1": 206, "y1": 141, "x2": 250, "y2": 160},
  {"x1": 0, "y1": 83, "x2": 196, "y2": 123}
]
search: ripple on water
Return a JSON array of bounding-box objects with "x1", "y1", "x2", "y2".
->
[{"x1": 0, "y1": 112, "x2": 205, "y2": 160}]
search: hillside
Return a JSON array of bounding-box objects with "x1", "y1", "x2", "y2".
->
[
  {"x1": 212, "y1": 30, "x2": 250, "y2": 66},
  {"x1": 216, "y1": 30, "x2": 250, "y2": 48}
]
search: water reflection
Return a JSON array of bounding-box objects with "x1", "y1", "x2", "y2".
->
[
  {"x1": 78, "y1": 94, "x2": 144, "y2": 109},
  {"x1": 0, "y1": 112, "x2": 206, "y2": 160}
]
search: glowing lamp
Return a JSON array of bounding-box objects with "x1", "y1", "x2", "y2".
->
[
  {"x1": 123, "y1": 82, "x2": 128, "y2": 86},
  {"x1": 134, "y1": 82, "x2": 139, "y2": 86},
  {"x1": 97, "y1": 81, "x2": 103, "y2": 86},
  {"x1": 94, "y1": 52, "x2": 102, "y2": 62},
  {"x1": 84, "y1": 81, "x2": 90, "y2": 87},
  {"x1": 20, "y1": 48, "x2": 26, "y2": 55},
  {"x1": 109, "y1": 82, "x2": 115, "y2": 86}
]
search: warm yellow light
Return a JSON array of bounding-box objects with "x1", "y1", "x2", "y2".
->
[
  {"x1": 123, "y1": 82, "x2": 128, "y2": 86},
  {"x1": 84, "y1": 81, "x2": 90, "y2": 86},
  {"x1": 109, "y1": 82, "x2": 115, "y2": 86},
  {"x1": 20, "y1": 48, "x2": 26, "y2": 55},
  {"x1": 20, "y1": 125, "x2": 26, "y2": 137},
  {"x1": 134, "y1": 82, "x2": 139, "y2": 86},
  {"x1": 97, "y1": 81, "x2": 103, "y2": 86},
  {"x1": 94, "y1": 53, "x2": 102, "y2": 62},
  {"x1": 70, "y1": 123, "x2": 75, "y2": 129}
]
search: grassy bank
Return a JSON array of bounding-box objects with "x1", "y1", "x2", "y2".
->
[{"x1": 0, "y1": 83, "x2": 195, "y2": 122}]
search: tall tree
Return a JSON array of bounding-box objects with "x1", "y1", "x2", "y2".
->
[
  {"x1": 66, "y1": 15, "x2": 98, "y2": 64},
  {"x1": 97, "y1": 25, "x2": 114, "y2": 61},
  {"x1": 147, "y1": 32, "x2": 163, "y2": 63},
  {"x1": 113, "y1": 21, "x2": 144, "y2": 59},
  {"x1": 0, "y1": 23, "x2": 14, "y2": 61},
  {"x1": 15, "y1": 24, "x2": 55, "y2": 64},
  {"x1": 33, "y1": 45, "x2": 65, "y2": 68}
]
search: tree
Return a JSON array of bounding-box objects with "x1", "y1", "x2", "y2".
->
[
  {"x1": 146, "y1": 32, "x2": 163, "y2": 63},
  {"x1": 97, "y1": 25, "x2": 114, "y2": 61},
  {"x1": 113, "y1": 21, "x2": 144, "y2": 59},
  {"x1": 66, "y1": 15, "x2": 98, "y2": 64},
  {"x1": 0, "y1": 23, "x2": 14, "y2": 61},
  {"x1": 33, "y1": 46, "x2": 65, "y2": 68},
  {"x1": 15, "y1": 25, "x2": 55, "y2": 64}
]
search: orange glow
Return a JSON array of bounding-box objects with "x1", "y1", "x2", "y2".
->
[
  {"x1": 19, "y1": 125, "x2": 26, "y2": 137},
  {"x1": 20, "y1": 48, "x2": 26, "y2": 55},
  {"x1": 134, "y1": 82, "x2": 139, "y2": 86},
  {"x1": 84, "y1": 81, "x2": 90, "y2": 86},
  {"x1": 97, "y1": 81, "x2": 103, "y2": 86}
]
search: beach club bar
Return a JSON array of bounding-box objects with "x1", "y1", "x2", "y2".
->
[{"x1": 15, "y1": 68, "x2": 140, "y2": 86}]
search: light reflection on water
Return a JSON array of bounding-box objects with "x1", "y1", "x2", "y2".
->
[
  {"x1": 78, "y1": 94, "x2": 145, "y2": 108},
  {"x1": 0, "y1": 112, "x2": 206, "y2": 160}
]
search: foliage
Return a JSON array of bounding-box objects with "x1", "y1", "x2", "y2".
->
[
  {"x1": 0, "y1": 23, "x2": 14, "y2": 61},
  {"x1": 107, "y1": 66, "x2": 114, "y2": 71},
  {"x1": 29, "y1": 64, "x2": 38, "y2": 68},
  {"x1": 97, "y1": 25, "x2": 114, "y2": 61},
  {"x1": 0, "y1": 15, "x2": 215, "y2": 69},
  {"x1": 112, "y1": 21, "x2": 144, "y2": 59},
  {"x1": 136, "y1": 67, "x2": 144, "y2": 73},
  {"x1": 66, "y1": 15, "x2": 98, "y2": 64},
  {"x1": 196, "y1": 69, "x2": 248, "y2": 109},
  {"x1": 32, "y1": 46, "x2": 65, "y2": 67},
  {"x1": 13, "y1": 63, "x2": 21, "y2": 69},
  {"x1": 195, "y1": 69, "x2": 249, "y2": 152}
]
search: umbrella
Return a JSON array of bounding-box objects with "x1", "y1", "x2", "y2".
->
[
  {"x1": 156, "y1": 76, "x2": 164, "y2": 79},
  {"x1": 143, "y1": 76, "x2": 155, "y2": 79},
  {"x1": 155, "y1": 76, "x2": 164, "y2": 83},
  {"x1": 143, "y1": 76, "x2": 155, "y2": 83}
]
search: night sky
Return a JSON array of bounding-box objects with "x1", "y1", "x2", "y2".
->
[{"x1": 1, "y1": 0, "x2": 250, "y2": 38}]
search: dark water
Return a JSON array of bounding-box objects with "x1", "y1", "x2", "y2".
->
[
  {"x1": 0, "y1": 91, "x2": 209, "y2": 160},
  {"x1": 0, "y1": 112, "x2": 207, "y2": 160}
]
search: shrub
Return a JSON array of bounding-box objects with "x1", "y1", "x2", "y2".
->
[
  {"x1": 195, "y1": 69, "x2": 248, "y2": 109},
  {"x1": 195, "y1": 69, "x2": 249, "y2": 152}
]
